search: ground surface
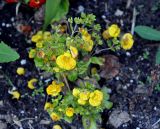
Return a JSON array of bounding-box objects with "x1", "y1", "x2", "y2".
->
[{"x1": 0, "y1": 0, "x2": 160, "y2": 129}]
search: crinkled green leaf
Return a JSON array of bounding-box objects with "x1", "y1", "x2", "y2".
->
[
  {"x1": 135, "y1": 26, "x2": 160, "y2": 41},
  {"x1": 0, "y1": 41, "x2": 19, "y2": 63},
  {"x1": 90, "y1": 57, "x2": 104, "y2": 65}
]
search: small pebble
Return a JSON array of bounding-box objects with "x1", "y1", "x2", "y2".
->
[
  {"x1": 115, "y1": 76, "x2": 120, "y2": 81},
  {"x1": 136, "y1": 127, "x2": 140, "y2": 129},
  {"x1": 19, "y1": 127, "x2": 23, "y2": 129},
  {"x1": 11, "y1": 17, "x2": 14, "y2": 22},
  {"x1": 2, "y1": 23, "x2": 5, "y2": 27},
  {"x1": 44, "y1": 78, "x2": 51, "y2": 83},
  {"x1": 6, "y1": 24, "x2": 11, "y2": 28},
  {"x1": 114, "y1": 9, "x2": 124, "y2": 16},
  {"x1": 20, "y1": 110, "x2": 25, "y2": 114},
  {"x1": 31, "y1": 20, "x2": 34, "y2": 24},
  {"x1": 123, "y1": 85, "x2": 127, "y2": 89},
  {"x1": 154, "y1": 106, "x2": 157, "y2": 110},
  {"x1": 0, "y1": 66, "x2": 2, "y2": 69},
  {"x1": 40, "y1": 76, "x2": 43, "y2": 80},
  {"x1": 126, "y1": 52, "x2": 131, "y2": 56},
  {"x1": 34, "y1": 108, "x2": 37, "y2": 111},
  {"x1": 78, "y1": 5, "x2": 84, "y2": 13},
  {"x1": 0, "y1": 32, "x2": 1, "y2": 35},
  {"x1": 130, "y1": 80, "x2": 134, "y2": 83},
  {"x1": 35, "y1": 116, "x2": 38, "y2": 119},
  {"x1": 9, "y1": 34, "x2": 12, "y2": 37},
  {"x1": 20, "y1": 59, "x2": 27, "y2": 65},
  {"x1": 102, "y1": 15, "x2": 106, "y2": 19},
  {"x1": 129, "y1": 68, "x2": 133, "y2": 71}
]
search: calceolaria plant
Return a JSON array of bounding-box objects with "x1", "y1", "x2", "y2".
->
[
  {"x1": 45, "y1": 81, "x2": 112, "y2": 129},
  {"x1": 29, "y1": 13, "x2": 104, "y2": 82}
]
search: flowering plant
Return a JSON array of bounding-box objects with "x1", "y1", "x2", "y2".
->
[
  {"x1": 45, "y1": 80, "x2": 112, "y2": 129},
  {"x1": 29, "y1": 13, "x2": 104, "y2": 83}
]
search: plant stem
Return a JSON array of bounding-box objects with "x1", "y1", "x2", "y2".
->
[{"x1": 61, "y1": 73, "x2": 70, "y2": 91}]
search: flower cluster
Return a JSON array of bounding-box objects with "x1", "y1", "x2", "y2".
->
[
  {"x1": 73, "y1": 88, "x2": 103, "y2": 107},
  {"x1": 29, "y1": 14, "x2": 104, "y2": 82},
  {"x1": 102, "y1": 24, "x2": 134, "y2": 50},
  {"x1": 44, "y1": 81, "x2": 112, "y2": 125}
]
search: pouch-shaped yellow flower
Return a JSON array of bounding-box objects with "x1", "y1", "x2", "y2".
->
[
  {"x1": 50, "y1": 112, "x2": 60, "y2": 121},
  {"x1": 46, "y1": 81, "x2": 64, "y2": 96},
  {"x1": 36, "y1": 41, "x2": 43, "y2": 48},
  {"x1": 121, "y1": 33, "x2": 134, "y2": 50},
  {"x1": 72, "y1": 88, "x2": 80, "y2": 97},
  {"x1": 56, "y1": 52, "x2": 76, "y2": 70},
  {"x1": 108, "y1": 24, "x2": 120, "y2": 38},
  {"x1": 43, "y1": 31, "x2": 52, "y2": 41},
  {"x1": 79, "y1": 91, "x2": 90, "y2": 101},
  {"x1": 16, "y1": 67, "x2": 25, "y2": 75},
  {"x1": 31, "y1": 31, "x2": 43, "y2": 43},
  {"x1": 70, "y1": 46, "x2": 78, "y2": 58},
  {"x1": 10, "y1": 91, "x2": 20, "y2": 99},
  {"x1": 29, "y1": 49, "x2": 36, "y2": 58},
  {"x1": 53, "y1": 125, "x2": 62, "y2": 129},
  {"x1": 82, "y1": 40, "x2": 94, "y2": 52},
  {"x1": 65, "y1": 107, "x2": 74, "y2": 117},
  {"x1": 44, "y1": 102, "x2": 54, "y2": 110},
  {"x1": 28, "y1": 78, "x2": 37, "y2": 89},
  {"x1": 78, "y1": 99, "x2": 86, "y2": 105},
  {"x1": 89, "y1": 90, "x2": 103, "y2": 107}
]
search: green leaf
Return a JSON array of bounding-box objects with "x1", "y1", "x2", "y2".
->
[
  {"x1": 135, "y1": 26, "x2": 160, "y2": 41},
  {"x1": 24, "y1": 0, "x2": 29, "y2": 4},
  {"x1": 43, "y1": 0, "x2": 69, "y2": 30},
  {"x1": 90, "y1": 57, "x2": 104, "y2": 65},
  {"x1": 156, "y1": 47, "x2": 160, "y2": 64},
  {"x1": 0, "y1": 41, "x2": 20, "y2": 63},
  {"x1": 103, "y1": 101, "x2": 113, "y2": 109},
  {"x1": 67, "y1": 71, "x2": 78, "y2": 82}
]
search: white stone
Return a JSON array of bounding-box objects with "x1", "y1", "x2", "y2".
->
[
  {"x1": 136, "y1": 127, "x2": 140, "y2": 129},
  {"x1": 11, "y1": 17, "x2": 14, "y2": 22},
  {"x1": 2, "y1": 23, "x2": 5, "y2": 27},
  {"x1": 130, "y1": 80, "x2": 134, "y2": 83},
  {"x1": 20, "y1": 59, "x2": 27, "y2": 65},
  {"x1": 102, "y1": 15, "x2": 106, "y2": 19},
  {"x1": 115, "y1": 9, "x2": 124, "y2": 16},
  {"x1": 78, "y1": 5, "x2": 84, "y2": 13},
  {"x1": 126, "y1": 52, "x2": 131, "y2": 56},
  {"x1": 6, "y1": 24, "x2": 11, "y2": 28},
  {"x1": 116, "y1": 76, "x2": 120, "y2": 80}
]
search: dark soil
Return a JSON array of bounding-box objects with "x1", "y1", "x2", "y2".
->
[{"x1": 0, "y1": 0, "x2": 160, "y2": 129}]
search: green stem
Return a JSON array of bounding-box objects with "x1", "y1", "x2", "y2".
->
[{"x1": 82, "y1": 117, "x2": 97, "y2": 129}]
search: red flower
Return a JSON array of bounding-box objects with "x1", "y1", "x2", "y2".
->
[
  {"x1": 29, "y1": 0, "x2": 46, "y2": 8},
  {"x1": 5, "y1": 0, "x2": 18, "y2": 3}
]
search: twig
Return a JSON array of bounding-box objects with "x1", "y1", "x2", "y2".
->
[
  {"x1": 131, "y1": 7, "x2": 138, "y2": 35},
  {"x1": 152, "y1": 118, "x2": 160, "y2": 127},
  {"x1": 16, "y1": 2, "x2": 21, "y2": 16},
  {"x1": 126, "y1": 0, "x2": 132, "y2": 9},
  {"x1": 92, "y1": 47, "x2": 111, "y2": 56},
  {"x1": 61, "y1": 73, "x2": 70, "y2": 91}
]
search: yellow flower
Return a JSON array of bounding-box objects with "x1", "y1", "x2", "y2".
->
[
  {"x1": 89, "y1": 90, "x2": 103, "y2": 107},
  {"x1": 79, "y1": 28, "x2": 88, "y2": 35},
  {"x1": 102, "y1": 30, "x2": 110, "y2": 40},
  {"x1": 43, "y1": 31, "x2": 52, "y2": 41},
  {"x1": 70, "y1": 46, "x2": 78, "y2": 58},
  {"x1": 79, "y1": 91, "x2": 90, "y2": 101},
  {"x1": 50, "y1": 112, "x2": 60, "y2": 121},
  {"x1": 29, "y1": 49, "x2": 36, "y2": 58},
  {"x1": 78, "y1": 99, "x2": 86, "y2": 105},
  {"x1": 44, "y1": 102, "x2": 53, "y2": 110},
  {"x1": 27, "y1": 78, "x2": 37, "y2": 89},
  {"x1": 56, "y1": 52, "x2": 76, "y2": 70},
  {"x1": 65, "y1": 107, "x2": 74, "y2": 117},
  {"x1": 121, "y1": 33, "x2": 134, "y2": 50},
  {"x1": 31, "y1": 31, "x2": 43, "y2": 43},
  {"x1": 10, "y1": 91, "x2": 20, "y2": 99},
  {"x1": 72, "y1": 88, "x2": 80, "y2": 97},
  {"x1": 16, "y1": 67, "x2": 25, "y2": 75},
  {"x1": 108, "y1": 24, "x2": 120, "y2": 38},
  {"x1": 53, "y1": 125, "x2": 62, "y2": 129},
  {"x1": 36, "y1": 41, "x2": 43, "y2": 48},
  {"x1": 46, "y1": 81, "x2": 64, "y2": 96},
  {"x1": 82, "y1": 40, "x2": 94, "y2": 52},
  {"x1": 82, "y1": 33, "x2": 91, "y2": 42}
]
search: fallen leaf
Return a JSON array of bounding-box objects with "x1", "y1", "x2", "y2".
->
[{"x1": 100, "y1": 55, "x2": 121, "y2": 79}]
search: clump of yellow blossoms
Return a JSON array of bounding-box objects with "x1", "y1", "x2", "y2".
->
[
  {"x1": 121, "y1": 33, "x2": 134, "y2": 50},
  {"x1": 53, "y1": 125, "x2": 62, "y2": 129},
  {"x1": 89, "y1": 90, "x2": 103, "y2": 106},
  {"x1": 10, "y1": 90, "x2": 21, "y2": 99},
  {"x1": 102, "y1": 24, "x2": 134, "y2": 51},
  {"x1": 50, "y1": 112, "x2": 60, "y2": 121},
  {"x1": 46, "y1": 81, "x2": 64, "y2": 96}
]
